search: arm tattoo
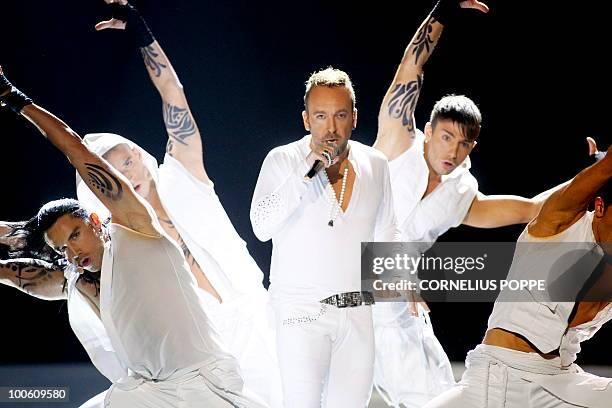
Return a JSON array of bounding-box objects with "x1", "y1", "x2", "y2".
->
[
  {"x1": 178, "y1": 236, "x2": 196, "y2": 267},
  {"x1": 387, "y1": 74, "x2": 422, "y2": 133},
  {"x1": 141, "y1": 45, "x2": 167, "y2": 78},
  {"x1": 159, "y1": 218, "x2": 196, "y2": 267},
  {"x1": 163, "y1": 102, "x2": 196, "y2": 145},
  {"x1": 0, "y1": 260, "x2": 60, "y2": 292},
  {"x1": 166, "y1": 138, "x2": 175, "y2": 156},
  {"x1": 411, "y1": 17, "x2": 437, "y2": 65},
  {"x1": 85, "y1": 163, "x2": 124, "y2": 201}
]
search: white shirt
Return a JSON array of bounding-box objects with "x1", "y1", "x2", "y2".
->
[
  {"x1": 157, "y1": 154, "x2": 266, "y2": 300},
  {"x1": 250, "y1": 135, "x2": 399, "y2": 303},
  {"x1": 388, "y1": 129, "x2": 478, "y2": 244}
]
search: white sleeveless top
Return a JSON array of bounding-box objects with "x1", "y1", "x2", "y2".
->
[
  {"x1": 64, "y1": 266, "x2": 128, "y2": 382},
  {"x1": 487, "y1": 211, "x2": 605, "y2": 354},
  {"x1": 388, "y1": 129, "x2": 478, "y2": 244},
  {"x1": 100, "y1": 223, "x2": 237, "y2": 381}
]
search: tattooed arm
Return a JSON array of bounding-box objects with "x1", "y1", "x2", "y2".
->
[
  {"x1": 19, "y1": 103, "x2": 159, "y2": 236},
  {"x1": 373, "y1": 10, "x2": 444, "y2": 160},
  {"x1": 95, "y1": 1, "x2": 209, "y2": 184},
  {"x1": 373, "y1": 0, "x2": 489, "y2": 160},
  {"x1": 0, "y1": 259, "x2": 66, "y2": 301},
  {"x1": 140, "y1": 42, "x2": 209, "y2": 184}
]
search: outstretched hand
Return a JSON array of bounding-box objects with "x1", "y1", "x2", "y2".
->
[
  {"x1": 95, "y1": 0, "x2": 128, "y2": 31},
  {"x1": 586, "y1": 137, "x2": 599, "y2": 156},
  {"x1": 460, "y1": 0, "x2": 489, "y2": 13}
]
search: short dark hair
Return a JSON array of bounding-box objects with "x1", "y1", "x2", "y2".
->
[
  {"x1": 430, "y1": 95, "x2": 482, "y2": 142},
  {"x1": 4, "y1": 199, "x2": 101, "y2": 294}
]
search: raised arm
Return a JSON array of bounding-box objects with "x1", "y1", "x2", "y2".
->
[
  {"x1": 0, "y1": 259, "x2": 66, "y2": 301},
  {"x1": 95, "y1": 0, "x2": 209, "y2": 184},
  {"x1": 463, "y1": 139, "x2": 604, "y2": 229},
  {"x1": 529, "y1": 144, "x2": 612, "y2": 237},
  {"x1": 373, "y1": 0, "x2": 489, "y2": 160},
  {"x1": 0, "y1": 68, "x2": 158, "y2": 236}
]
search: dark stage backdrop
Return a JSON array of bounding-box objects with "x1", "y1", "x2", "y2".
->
[{"x1": 1, "y1": 0, "x2": 610, "y2": 367}]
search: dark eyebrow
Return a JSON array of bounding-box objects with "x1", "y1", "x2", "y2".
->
[
  {"x1": 441, "y1": 128, "x2": 456, "y2": 138},
  {"x1": 68, "y1": 226, "x2": 80, "y2": 241}
]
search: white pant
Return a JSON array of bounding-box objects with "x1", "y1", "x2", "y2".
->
[
  {"x1": 201, "y1": 289, "x2": 283, "y2": 407},
  {"x1": 80, "y1": 391, "x2": 106, "y2": 408},
  {"x1": 373, "y1": 302, "x2": 455, "y2": 408},
  {"x1": 424, "y1": 345, "x2": 612, "y2": 408},
  {"x1": 274, "y1": 301, "x2": 374, "y2": 407},
  {"x1": 104, "y1": 363, "x2": 268, "y2": 408}
]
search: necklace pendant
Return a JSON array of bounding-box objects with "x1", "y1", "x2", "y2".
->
[{"x1": 328, "y1": 220, "x2": 334, "y2": 227}]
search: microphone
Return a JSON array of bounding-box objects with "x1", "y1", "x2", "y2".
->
[{"x1": 305, "y1": 150, "x2": 334, "y2": 180}]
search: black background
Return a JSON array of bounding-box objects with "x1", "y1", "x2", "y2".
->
[{"x1": 1, "y1": 0, "x2": 610, "y2": 366}]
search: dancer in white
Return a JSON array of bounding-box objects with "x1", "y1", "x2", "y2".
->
[
  {"x1": 250, "y1": 67, "x2": 400, "y2": 407},
  {"x1": 72, "y1": 2, "x2": 281, "y2": 405},
  {"x1": 0, "y1": 226, "x2": 125, "y2": 408},
  {"x1": 372, "y1": 1, "x2": 568, "y2": 406},
  {"x1": 0, "y1": 67, "x2": 266, "y2": 407},
  {"x1": 424, "y1": 145, "x2": 612, "y2": 407}
]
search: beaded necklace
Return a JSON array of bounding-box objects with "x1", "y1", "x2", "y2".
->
[{"x1": 322, "y1": 165, "x2": 349, "y2": 227}]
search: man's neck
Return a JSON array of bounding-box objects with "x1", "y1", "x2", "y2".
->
[
  {"x1": 146, "y1": 183, "x2": 164, "y2": 213},
  {"x1": 423, "y1": 152, "x2": 442, "y2": 199}
]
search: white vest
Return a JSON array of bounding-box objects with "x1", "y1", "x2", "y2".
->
[
  {"x1": 487, "y1": 212, "x2": 604, "y2": 354},
  {"x1": 64, "y1": 266, "x2": 128, "y2": 382},
  {"x1": 388, "y1": 129, "x2": 478, "y2": 244},
  {"x1": 100, "y1": 223, "x2": 238, "y2": 381}
]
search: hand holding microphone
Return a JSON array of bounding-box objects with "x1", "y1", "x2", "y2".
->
[{"x1": 305, "y1": 139, "x2": 341, "y2": 179}]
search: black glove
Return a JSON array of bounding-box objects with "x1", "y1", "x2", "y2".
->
[
  {"x1": 109, "y1": 2, "x2": 155, "y2": 48},
  {"x1": 0, "y1": 70, "x2": 32, "y2": 114},
  {"x1": 430, "y1": 0, "x2": 462, "y2": 27}
]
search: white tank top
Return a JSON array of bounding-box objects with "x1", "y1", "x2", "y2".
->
[
  {"x1": 487, "y1": 212, "x2": 604, "y2": 354},
  {"x1": 64, "y1": 265, "x2": 127, "y2": 382},
  {"x1": 100, "y1": 223, "x2": 236, "y2": 381}
]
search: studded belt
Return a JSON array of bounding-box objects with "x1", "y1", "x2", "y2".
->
[{"x1": 320, "y1": 291, "x2": 375, "y2": 308}]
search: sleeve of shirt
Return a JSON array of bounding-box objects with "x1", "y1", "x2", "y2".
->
[
  {"x1": 374, "y1": 160, "x2": 401, "y2": 243},
  {"x1": 451, "y1": 171, "x2": 479, "y2": 228},
  {"x1": 250, "y1": 147, "x2": 313, "y2": 242}
]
